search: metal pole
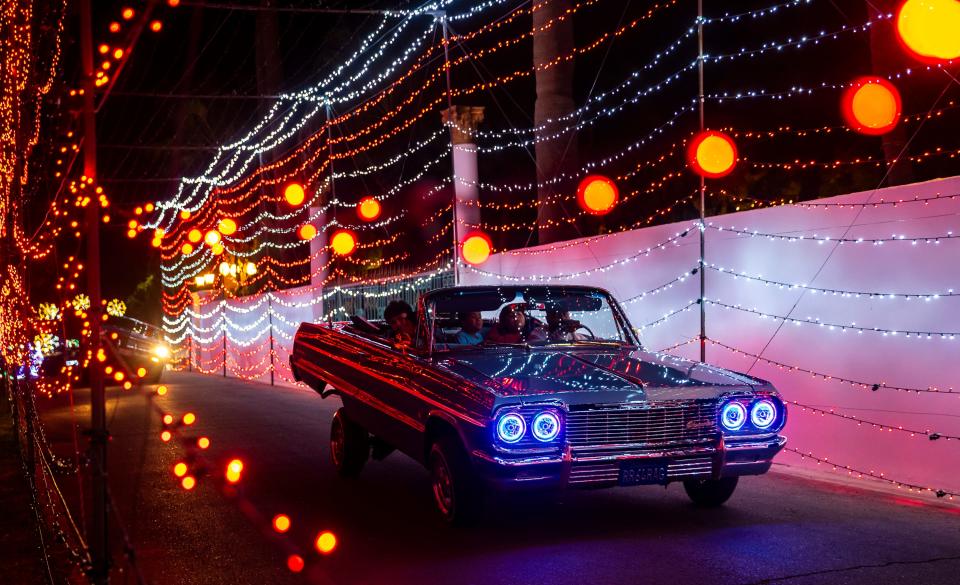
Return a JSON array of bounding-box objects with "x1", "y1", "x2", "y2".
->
[
  {"x1": 268, "y1": 294, "x2": 274, "y2": 386},
  {"x1": 696, "y1": 0, "x2": 706, "y2": 363},
  {"x1": 80, "y1": 0, "x2": 109, "y2": 580},
  {"x1": 437, "y1": 12, "x2": 459, "y2": 286},
  {"x1": 221, "y1": 290, "x2": 227, "y2": 378},
  {"x1": 187, "y1": 333, "x2": 192, "y2": 372}
]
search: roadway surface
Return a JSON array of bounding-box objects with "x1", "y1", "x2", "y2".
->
[{"x1": 39, "y1": 371, "x2": 960, "y2": 585}]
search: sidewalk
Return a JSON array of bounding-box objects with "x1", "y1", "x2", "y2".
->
[{"x1": 1, "y1": 390, "x2": 56, "y2": 585}]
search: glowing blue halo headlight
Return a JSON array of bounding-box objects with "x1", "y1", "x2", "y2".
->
[
  {"x1": 496, "y1": 413, "x2": 526, "y2": 444},
  {"x1": 720, "y1": 402, "x2": 747, "y2": 431},
  {"x1": 531, "y1": 411, "x2": 561, "y2": 442},
  {"x1": 750, "y1": 399, "x2": 777, "y2": 429}
]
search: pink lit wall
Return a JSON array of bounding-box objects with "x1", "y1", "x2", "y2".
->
[{"x1": 461, "y1": 177, "x2": 960, "y2": 495}]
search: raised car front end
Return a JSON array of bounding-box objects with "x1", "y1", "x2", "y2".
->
[{"x1": 470, "y1": 393, "x2": 787, "y2": 490}]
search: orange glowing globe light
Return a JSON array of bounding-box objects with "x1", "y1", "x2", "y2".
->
[
  {"x1": 298, "y1": 223, "x2": 317, "y2": 241},
  {"x1": 157, "y1": 385, "x2": 168, "y2": 396},
  {"x1": 687, "y1": 131, "x2": 738, "y2": 178},
  {"x1": 127, "y1": 229, "x2": 137, "y2": 239},
  {"x1": 204, "y1": 230, "x2": 221, "y2": 247},
  {"x1": 180, "y1": 209, "x2": 191, "y2": 220},
  {"x1": 149, "y1": 20, "x2": 163, "y2": 33},
  {"x1": 841, "y1": 77, "x2": 902, "y2": 136},
  {"x1": 284, "y1": 183, "x2": 306, "y2": 206},
  {"x1": 460, "y1": 232, "x2": 492, "y2": 266},
  {"x1": 162, "y1": 414, "x2": 174, "y2": 425},
  {"x1": 315, "y1": 531, "x2": 337, "y2": 554},
  {"x1": 330, "y1": 230, "x2": 357, "y2": 256},
  {"x1": 576, "y1": 175, "x2": 619, "y2": 215},
  {"x1": 174, "y1": 462, "x2": 188, "y2": 477},
  {"x1": 181, "y1": 243, "x2": 193, "y2": 255},
  {"x1": 217, "y1": 218, "x2": 237, "y2": 236},
  {"x1": 187, "y1": 228, "x2": 202, "y2": 243},
  {"x1": 896, "y1": 0, "x2": 960, "y2": 62},
  {"x1": 160, "y1": 430, "x2": 172, "y2": 442},
  {"x1": 197, "y1": 437, "x2": 210, "y2": 449},
  {"x1": 137, "y1": 367, "x2": 147, "y2": 378},
  {"x1": 272, "y1": 514, "x2": 291, "y2": 533},
  {"x1": 226, "y1": 459, "x2": 244, "y2": 483},
  {"x1": 182, "y1": 412, "x2": 196, "y2": 426},
  {"x1": 357, "y1": 197, "x2": 382, "y2": 221},
  {"x1": 181, "y1": 476, "x2": 196, "y2": 490},
  {"x1": 211, "y1": 243, "x2": 224, "y2": 256}
]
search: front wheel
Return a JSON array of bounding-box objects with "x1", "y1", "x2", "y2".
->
[
  {"x1": 683, "y1": 476, "x2": 739, "y2": 507},
  {"x1": 429, "y1": 436, "x2": 484, "y2": 526},
  {"x1": 330, "y1": 408, "x2": 369, "y2": 478}
]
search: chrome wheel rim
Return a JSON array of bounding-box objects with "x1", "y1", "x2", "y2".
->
[
  {"x1": 431, "y1": 453, "x2": 454, "y2": 518},
  {"x1": 331, "y1": 417, "x2": 345, "y2": 467}
]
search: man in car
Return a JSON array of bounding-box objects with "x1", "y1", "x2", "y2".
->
[
  {"x1": 546, "y1": 309, "x2": 588, "y2": 342},
  {"x1": 456, "y1": 311, "x2": 484, "y2": 345},
  {"x1": 486, "y1": 304, "x2": 546, "y2": 344},
  {"x1": 384, "y1": 300, "x2": 417, "y2": 344}
]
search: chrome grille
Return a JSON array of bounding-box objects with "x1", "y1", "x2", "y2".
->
[
  {"x1": 568, "y1": 456, "x2": 715, "y2": 486},
  {"x1": 566, "y1": 402, "x2": 718, "y2": 447}
]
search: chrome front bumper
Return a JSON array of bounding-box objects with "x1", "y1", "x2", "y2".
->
[{"x1": 472, "y1": 435, "x2": 787, "y2": 490}]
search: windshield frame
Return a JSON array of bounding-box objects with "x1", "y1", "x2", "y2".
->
[{"x1": 420, "y1": 285, "x2": 641, "y2": 357}]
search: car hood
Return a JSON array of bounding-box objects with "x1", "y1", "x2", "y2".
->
[{"x1": 436, "y1": 346, "x2": 768, "y2": 406}]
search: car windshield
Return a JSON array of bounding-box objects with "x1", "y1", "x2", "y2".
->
[{"x1": 425, "y1": 286, "x2": 636, "y2": 350}]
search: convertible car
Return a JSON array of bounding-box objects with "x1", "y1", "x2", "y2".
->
[{"x1": 290, "y1": 285, "x2": 787, "y2": 524}]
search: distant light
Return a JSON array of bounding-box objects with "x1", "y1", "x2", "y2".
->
[
  {"x1": 272, "y1": 514, "x2": 291, "y2": 533},
  {"x1": 211, "y1": 243, "x2": 224, "y2": 256},
  {"x1": 174, "y1": 462, "x2": 188, "y2": 477},
  {"x1": 182, "y1": 412, "x2": 196, "y2": 426},
  {"x1": 357, "y1": 197, "x2": 381, "y2": 221},
  {"x1": 204, "y1": 230, "x2": 221, "y2": 247},
  {"x1": 330, "y1": 230, "x2": 357, "y2": 256},
  {"x1": 204, "y1": 273, "x2": 215, "y2": 285},
  {"x1": 225, "y1": 459, "x2": 244, "y2": 483},
  {"x1": 162, "y1": 414, "x2": 174, "y2": 425},
  {"x1": 197, "y1": 437, "x2": 210, "y2": 449},
  {"x1": 245, "y1": 262, "x2": 257, "y2": 276},
  {"x1": 688, "y1": 131, "x2": 738, "y2": 178},
  {"x1": 576, "y1": 175, "x2": 618, "y2": 215},
  {"x1": 98, "y1": 44, "x2": 109, "y2": 54},
  {"x1": 151, "y1": 237, "x2": 161, "y2": 248},
  {"x1": 137, "y1": 367, "x2": 147, "y2": 378},
  {"x1": 180, "y1": 210, "x2": 191, "y2": 220},
  {"x1": 149, "y1": 20, "x2": 162, "y2": 33},
  {"x1": 298, "y1": 224, "x2": 317, "y2": 241},
  {"x1": 168, "y1": 0, "x2": 181, "y2": 6},
  {"x1": 896, "y1": 0, "x2": 960, "y2": 62},
  {"x1": 287, "y1": 555, "x2": 305, "y2": 573},
  {"x1": 181, "y1": 476, "x2": 196, "y2": 490},
  {"x1": 841, "y1": 77, "x2": 901, "y2": 135},
  {"x1": 188, "y1": 229, "x2": 202, "y2": 243},
  {"x1": 461, "y1": 232, "x2": 492, "y2": 266},
  {"x1": 219, "y1": 261, "x2": 231, "y2": 276},
  {"x1": 121, "y1": 7, "x2": 135, "y2": 20},
  {"x1": 218, "y1": 218, "x2": 237, "y2": 236},
  {"x1": 113, "y1": 371, "x2": 125, "y2": 382},
  {"x1": 113, "y1": 48, "x2": 124, "y2": 60},
  {"x1": 128, "y1": 229, "x2": 138, "y2": 239},
  {"x1": 315, "y1": 531, "x2": 337, "y2": 554},
  {"x1": 109, "y1": 22, "x2": 120, "y2": 33},
  {"x1": 284, "y1": 183, "x2": 306, "y2": 206},
  {"x1": 157, "y1": 385, "x2": 168, "y2": 396},
  {"x1": 145, "y1": 202, "x2": 155, "y2": 212},
  {"x1": 160, "y1": 430, "x2": 172, "y2": 442},
  {"x1": 123, "y1": 381, "x2": 132, "y2": 390},
  {"x1": 181, "y1": 243, "x2": 193, "y2": 255}
]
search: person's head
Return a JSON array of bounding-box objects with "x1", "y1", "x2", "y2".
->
[
  {"x1": 384, "y1": 300, "x2": 416, "y2": 337},
  {"x1": 546, "y1": 309, "x2": 570, "y2": 331},
  {"x1": 458, "y1": 311, "x2": 483, "y2": 334},
  {"x1": 498, "y1": 304, "x2": 525, "y2": 334}
]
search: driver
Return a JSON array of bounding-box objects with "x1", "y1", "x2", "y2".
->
[
  {"x1": 384, "y1": 300, "x2": 417, "y2": 344},
  {"x1": 546, "y1": 309, "x2": 588, "y2": 342},
  {"x1": 486, "y1": 304, "x2": 546, "y2": 344}
]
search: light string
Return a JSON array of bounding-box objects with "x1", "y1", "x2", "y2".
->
[
  {"x1": 789, "y1": 401, "x2": 959, "y2": 441},
  {"x1": 705, "y1": 223, "x2": 958, "y2": 245}
]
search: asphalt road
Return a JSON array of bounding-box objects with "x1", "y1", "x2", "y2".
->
[{"x1": 38, "y1": 371, "x2": 960, "y2": 585}]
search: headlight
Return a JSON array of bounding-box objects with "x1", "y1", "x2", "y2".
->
[
  {"x1": 720, "y1": 402, "x2": 747, "y2": 431},
  {"x1": 531, "y1": 411, "x2": 561, "y2": 442},
  {"x1": 153, "y1": 344, "x2": 171, "y2": 359},
  {"x1": 750, "y1": 399, "x2": 777, "y2": 429},
  {"x1": 496, "y1": 413, "x2": 526, "y2": 444}
]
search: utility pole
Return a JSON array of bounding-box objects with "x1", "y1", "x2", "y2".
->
[
  {"x1": 79, "y1": 0, "x2": 109, "y2": 581},
  {"x1": 696, "y1": 0, "x2": 707, "y2": 363},
  {"x1": 434, "y1": 11, "x2": 460, "y2": 285}
]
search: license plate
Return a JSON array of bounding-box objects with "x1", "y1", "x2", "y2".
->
[{"x1": 618, "y1": 461, "x2": 668, "y2": 486}]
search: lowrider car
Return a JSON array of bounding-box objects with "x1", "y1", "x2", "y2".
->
[{"x1": 290, "y1": 285, "x2": 787, "y2": 524}]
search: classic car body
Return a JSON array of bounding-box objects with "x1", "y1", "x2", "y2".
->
[{"x1": 290, "y1": 285, "x2": 787, "y2": 523}]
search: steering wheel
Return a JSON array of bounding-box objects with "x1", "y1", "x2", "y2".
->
[{"x1": 561, "y1": 318, "x2": 595, "y2": 340}]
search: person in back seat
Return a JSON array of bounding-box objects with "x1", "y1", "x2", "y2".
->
[
  {"x1": 384, "y1": 300, "x2": 416, "y2": 344},
  {"x1": 455, "y1": 311, "x2": 484, "y2": 345}
]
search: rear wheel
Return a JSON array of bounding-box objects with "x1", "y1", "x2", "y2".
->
[
  {"x1": 330, "y1": 408, "x2": 369, "y2": 478},
  {"x1": 429, "y1": 436, "x2": 483, "y2": 526},
  {"x1": 683, "y1": 476, "x2": 739, "y2": 507}
]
